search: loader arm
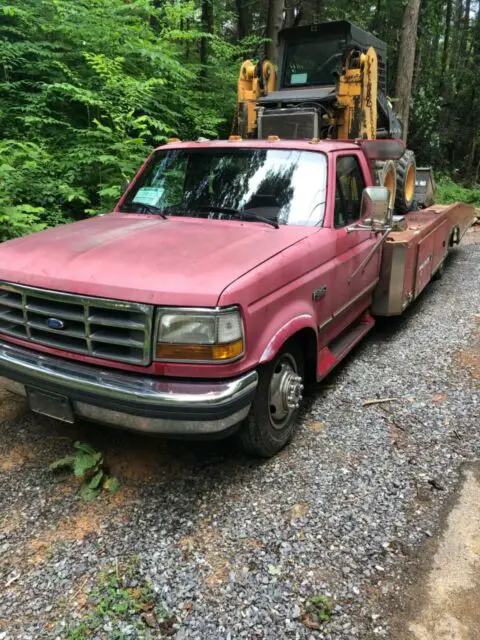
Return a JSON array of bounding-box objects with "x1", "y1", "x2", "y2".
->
[
  {"x1": 237, "y1": 59, "x2": 277, "y2": 137},
  {"x1": 336, "y1": 46, "x2": 378, "y2": 140}
]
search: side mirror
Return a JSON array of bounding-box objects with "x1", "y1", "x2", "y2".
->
[
  {"x1": 360, "y1": 186, "x2": 391, "y2": 229},
  {"x1": 121, "y1": 179, "x2": 130, "y2": 195}
]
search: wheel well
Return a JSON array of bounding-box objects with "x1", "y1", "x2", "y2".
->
[{"x1": 292, "y1": 327, "x2": 317, "y2": 385}]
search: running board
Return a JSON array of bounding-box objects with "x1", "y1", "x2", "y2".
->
[{"x1": 317, "y1": 312, "x2": 375, "y2": 380}]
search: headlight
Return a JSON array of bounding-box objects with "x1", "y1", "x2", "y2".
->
[{"x1": 155, "y1": 307, "x2": 244, "y2": 362}]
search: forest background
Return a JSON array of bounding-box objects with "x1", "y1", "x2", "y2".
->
[{"x1": 0, "y1": 0, "x2": 479, "y2": 240}]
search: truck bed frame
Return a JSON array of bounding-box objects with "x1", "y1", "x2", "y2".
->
[{"x1": 372, "y1": 202, "x2": 473, "y2": 315}]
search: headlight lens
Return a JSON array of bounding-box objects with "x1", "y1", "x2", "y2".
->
[{"x1": 155, "y1": 308, "x2": 244, "y2": 362}]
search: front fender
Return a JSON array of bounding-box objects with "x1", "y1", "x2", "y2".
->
[{"x1": 259, "y1": 314, "x2": 318, "y2": 363}]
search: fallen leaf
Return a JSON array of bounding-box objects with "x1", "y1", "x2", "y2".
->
[
  {"x1": 268, "y1": 564, "x2": 282, "y2": 576},
  {"x1": 288, "y1": 503, "x2": 309, "y2": 521},
  {"x1": 307, "y1": 421, "x2": 325, "y2": 432},
  {"x1": 142, "y1": 612, "x2": 157, "y2": 628}
]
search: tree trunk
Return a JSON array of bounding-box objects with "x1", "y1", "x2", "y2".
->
[
  {"x1": 314, "y1": 0, "x2": 324, "y2": 23},
  {"x1": 370, "y1": 0, "x2": 382, "y2": 34},
  {"x1": 439, "y1": 0, "x2": 452, "y2": 92},
  {"x1": 450, "y1": 0, "x2": 464, "y2": 76},
  {"x1": 455, "y1": 0, "x2": 471, "y2": 89},
  {"x1": 236, "y1": 0, "x2": 251, "y2": 41},
  {"x1": 265, "y1": 0, "x2": 285, "y2": 62},
  {"x1": 394, "y1": 0, "x2": 422, "y2": 141},
  {"x1": 200, "y1": 0, "x2": 214, "y2": 89}
]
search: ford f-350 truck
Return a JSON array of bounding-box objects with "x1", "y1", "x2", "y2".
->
[{"x1": 0, "y1": 139, "x2": 473, "y2": 456}]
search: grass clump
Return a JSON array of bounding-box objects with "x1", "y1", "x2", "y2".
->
[
  {"x1": 301, "y1": 594, "x2": 334, "y2": 629},
  {"x1": 436, "y1": 175, "x2": 480, "y2": 208},
  {"x1": 66, "y1": 558, "x2": 177, "y2": 639}
]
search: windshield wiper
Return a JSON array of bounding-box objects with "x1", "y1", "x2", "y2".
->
[
  {"x1": 194, "y1": 205, "x2": 279, "y2": 229},
  {"x1": 125, "y1": 202, "x2": 168, "y2": 219}
]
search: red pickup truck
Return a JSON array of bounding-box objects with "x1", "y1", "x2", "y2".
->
[{"x1": 0, "y1": 139, "x2": 473, "y2": 456}]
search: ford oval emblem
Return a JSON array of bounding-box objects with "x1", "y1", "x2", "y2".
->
[{"x1": 47, "y1": 317, "x2": 65, "y2": 330}]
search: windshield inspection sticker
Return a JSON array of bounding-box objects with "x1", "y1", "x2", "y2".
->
[
  {"x1": 290, "y1": 72, "x2": 308, "y2": 84},
  {"x1": 132, "y1": 187, "x2": 164, "y2": 207}
]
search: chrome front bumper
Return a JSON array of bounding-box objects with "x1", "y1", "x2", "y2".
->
[{"x1": 0, "y1": 342, "x2": 258, "y2": 435}]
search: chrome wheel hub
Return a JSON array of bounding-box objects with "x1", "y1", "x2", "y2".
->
[{"x1": 268, "y1": 354, "x2": 304, "y2": 429}]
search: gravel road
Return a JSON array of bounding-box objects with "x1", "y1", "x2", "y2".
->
[{"x1": 0, "y1": 230, "x2": 479, "y2": 640}]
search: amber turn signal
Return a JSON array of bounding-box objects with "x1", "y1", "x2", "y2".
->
[{"x1": 156, "y1": 339, "x2": 244, "y2": 362}]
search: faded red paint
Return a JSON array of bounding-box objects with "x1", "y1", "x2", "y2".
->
[{"x1": 0, "y1": 140, "x2": 474, "y2": 383}]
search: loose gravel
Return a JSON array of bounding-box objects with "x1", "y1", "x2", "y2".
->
[{"x1": 0, "y1": 233, "x2": 479, "y2": 640}]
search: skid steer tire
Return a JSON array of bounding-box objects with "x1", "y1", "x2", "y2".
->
[
  {"x1": 395, "y1": 150, "x2": 416, "y2": 214},
  {"x1": 373, "y1": 159, "x2": 397, "y2": 210}
]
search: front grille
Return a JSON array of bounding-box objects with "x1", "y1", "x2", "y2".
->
[{"x1": 0, "y1": 283, "x2": 153, "y2": 365}]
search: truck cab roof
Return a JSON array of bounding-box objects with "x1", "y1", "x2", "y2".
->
[{"x1": 156, "y1": 139, "x2": 361, "y2": 154}]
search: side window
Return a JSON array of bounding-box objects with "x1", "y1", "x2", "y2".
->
[{"x1": 334, "y1": 155, "x2": 366, "y2": 228}]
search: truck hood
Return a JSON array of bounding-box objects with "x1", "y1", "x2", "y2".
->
[{"x1": 0, "y1": 213, "x2": 316, "y2": 306}]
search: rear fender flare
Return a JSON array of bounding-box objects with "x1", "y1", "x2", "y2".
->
[{"x1": 259, "y1": 314, "x2": 317, "y2": 363}]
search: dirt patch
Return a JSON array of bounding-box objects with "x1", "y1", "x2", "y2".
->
[
  {"x1": 0, "y1": 443, "x2": 39, "y2": 471},
  {"x1": 396, "y1": 466, "x2": 480, "y2": 640},
  {"x1": 0, "y1": 389, "x2": 28, "y2": 422},
  {"x1": 178, "y1": 520, "x2": 266, "y2": 589},
  {"x1": 455, "y1": 313, "x2": 480, "y2": 381},
  {"x1": 457, "y1": 347, "x2": 480, "y2": 380},
  {"x1": 106, "y1": 444, "x2": 165, "y2": 483},
  {"x1": 24, "y1": 486, "x2": 136, "y2": 567},
  {"x1": 462, "y1": 219, "x2": 480, "y2": 245}
]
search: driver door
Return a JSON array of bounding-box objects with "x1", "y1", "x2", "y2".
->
[{"x1": 333, "y1": 153, "x2": 380, "y2": 330}]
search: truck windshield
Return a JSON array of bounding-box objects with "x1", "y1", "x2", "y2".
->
[
  {"x1": 283, "y1": 39, "x2": 343, "y2": 87},
  {"x1": 120, "y1": 148, "x2": 327, "y2": 227}
]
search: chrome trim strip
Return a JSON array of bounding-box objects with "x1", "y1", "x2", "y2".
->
[
  {"x1": 318, "y1": 315, "x2": 334, "y2": 331},
  {"x1": 73, "y1": 403, "x2": 251, "y2": 435},
  {"x1": 318, "y1": 279, "x2": 379, "y2": 331},
  {"x1": 333, "y1": 279, "x2": 379, "y2": 318},
  {"x1": 0, "y1": 342, "x2": 258, "y2": 411}
]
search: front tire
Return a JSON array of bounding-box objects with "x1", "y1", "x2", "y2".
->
[{"x1": 236, "y1": 341, "x2": 304, "y2": 458}]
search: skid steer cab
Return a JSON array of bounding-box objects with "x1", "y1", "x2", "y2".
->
[
  {"x1": 237, "y1": 19, "x2": 430, "y2": 215},
  {"x1": 0, "y1": 137, "x2": 473, "y2": 458}
]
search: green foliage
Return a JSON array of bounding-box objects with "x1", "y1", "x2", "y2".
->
[
  {"x1": 301, "y1": 594, "x2": 334, "y2": 629},
  {"x1": 49, "y1": 441, "x2": 119, "y2": 501},
  {"x1": 0, "y1": 0, "x2": 244, "y2": 240},
  {"x1": 436, "y1": 175, "x2": 480, "y2": 207},
  {"x1": 1, "y1": 0, "x2": 478, "y2": 244},
  {"x1": 66, "y1": 559, "x2": 176, "y2": 639}
]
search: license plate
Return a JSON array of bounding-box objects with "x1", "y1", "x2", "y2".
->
[{"x1": 27, "y1": 388, "x2": 75, "y2": 423}]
